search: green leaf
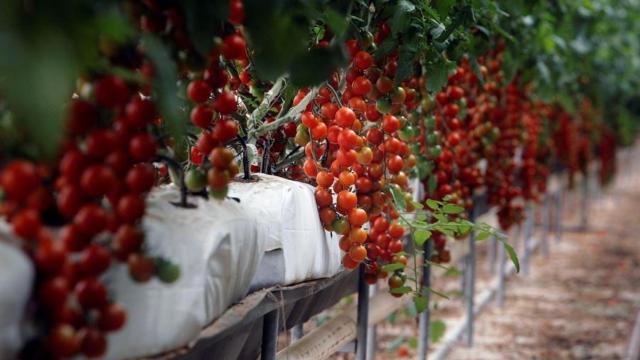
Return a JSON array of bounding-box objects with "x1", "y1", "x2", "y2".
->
[
  {"x1": 430, "y1": 320, "x2": 446, "y2": 343},
  {"x1": 469, "y1": 56, "x2": 485, "y2": 84},
  {"x1": 444, "y1": 266, "x2": 462, "y2": 277},
  {"x1": 502, "y1": 241, "x2": 520, "y2": 273},
  {"x1": 411, "y1": 200, "x2": 424, "y2": 209},
  {"x1": 390, "y1": 286, "x2": 412, "y2": 295},
  {"x1": 442, "y1": 204, "x2": 464, "y2": 214},
  {"x1": 414, "y1": 229, "x2": 432, "y2": 247},
  {"x1": 96, "y1": 9, "x2": 135, "y2": 44},
  {"x1": 435, "y1": 0, "x2": 455, "y2": 17},
  {"x1": 424, "y1": 260, "x2": 450, "y2": 271},
  {"x1": 433, "y1": 213, "x2": 448, "y2": 223},
  {"x1": 426, "y1": 199, "x2": 440, "y2": 210},
  {"x1": 395, "y1": 45, "x2": 417, "y2": 84},
  {"x1": 244, "y1": 0, "x2": 310, "y2": 81},
  {"x1": 415, "y1": 212, "x2": 428, "y2": 221},
  {"x1": 476, "y1": 229, "x2": 491, "y2": 241},
  {"x1": 324, "y1": 8, "x2": 348, "y2": 38},
  {"x1": 413, "y1": 295, "x2": 428, "y2": 313},
  {"x1": 428, "y1": 287, "x2": 450, "y2": 299},
  {"x1": 0, "y1": 34, "x2": 74, "y2": 159},
  {"x1": 438, "y1": 227, "x2": 454, "y2": 237},
  {"x1": 457, "y1": 220, "x2": 473, "y2": 236},
  {"x1": 390, "y1": 185, "x2": 407, "y2": 211},
  {"x1": 182, "y1": 0, "x2": 228, "y2": 56},
  {"x1": 375, "y1": 38, "x2": 396, "y2": 60},
  {"x1": 389, "y1": 0, "x2": 416, "y2": 35},
  {"x1": 382, "y1": 263, "x2": 405, "y2": 272},
  {"x1": 289, "y1": 45, "x2": 347, "y2": 86},
  {"x1": 143, "y1": 35, "x2": 188, "y2": 158},
  {"x1": 426, "y1": 60, "x2": 449, "y2": 92}
]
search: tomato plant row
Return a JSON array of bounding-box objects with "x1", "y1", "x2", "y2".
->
[{"x1": 0, "y1": 0, "x2": 637, "y2": 358}]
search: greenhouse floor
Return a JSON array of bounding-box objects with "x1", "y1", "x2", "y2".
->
[{"x1": 445, "y1": 162, "x2": 640, "y2": 359}]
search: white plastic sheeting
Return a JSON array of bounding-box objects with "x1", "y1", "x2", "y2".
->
[
  {"x1": 105, "y1": 186, "x2": 264, "y2": 359},
  {"x1": 0, "y1": 176, "x2": 344, "y2": 359},
  {"x1": 0, "y1": 227, "x2": 33, "y2": 360},
  {"x1": 228, "y1": 174, "x2": 342, "y2": 284}
]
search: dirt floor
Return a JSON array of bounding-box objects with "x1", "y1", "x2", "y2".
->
[
  {"x1": 445, "y1": 162, "x2": 640, "y2": 360},
  {"x1": 325, "y1": 147, "x2": 640, "y2": 360}
]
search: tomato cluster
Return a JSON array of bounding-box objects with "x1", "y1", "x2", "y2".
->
[
  {"x1": 134, "y1": 0, "x2": 244, "y2": 199},
  {"x1": 0, "y1": 73, "x2": 182, "y2": 357},
  {"x1": 185, "y1": 40, "x2": 245, "y2": 198},
  {"x1": 415, "y1": 46, "x2": 559, "y2": 250},
  {"x1": 286, "y1": 30, "x2": 417, "y2": 286}
]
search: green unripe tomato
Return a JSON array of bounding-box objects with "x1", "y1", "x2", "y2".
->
[
  {"x1": 294, "y1": 124, "x2": 310, "y2": 146},
  {"x1": 210, "y1": 185, "x2": 229, "y2": 200},
  {"x1": 424, "y1": 116, "x2": 436, "y2": 130},
  {"x1": 429, "y1": 145, "x2": 442, "y2": 158},
  {"x1": 399, "y1": 128, "x2": 412, "y2": 142},
  {"x1": 421, "y1": 97, "x2": 435, "y2": 112},
  {"x1": 376, "y1": 98, "x2": 392, "y2": 114},
  {"x1": 426, "y1": 131, "x2": 440, "y2": 145},
  {"x1": 157, "y1": 259, "x2": 181, "y2": 284},
  {"x1": 185, "y1": 168, "x2": 207, "y2": 192},
  {"x1": 332, "y1": 217, "x2": 350, "y2": 235},
  {"x1": 391, "y1": 87, "x2": 406, "y2": 104}
]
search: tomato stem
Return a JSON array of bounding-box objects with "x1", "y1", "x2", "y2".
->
[{"x1": 237, "y1": 136, "x2": 251, "y2": 180}]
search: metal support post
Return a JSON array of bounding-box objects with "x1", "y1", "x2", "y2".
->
[
  {"x1": 290, "y1": 324, "x2": 303, "y2": 343},
  {"x1": 541, "y1": 195, "x2": 550, "y2": 257},
  {"x1": 522, "y1": 203, "x2": 533, "y2": 276},
  {"x1": 261, "y1": 310, "x2": 279, "y2": 360},
  {"x1": 355, "y1": 264, "x2": 369, "y2": 360},
  {"x1": 464, "y1": 206, "x2": 477, "y2": 347},
  {"x1": 580, "y1": 171, "x2": 589, "y2": 230},
  {"x1": 418, "y1": 239, "x2": 433, "y2": 360},
  {"x1": 555, "y1": 191, "x2": 563, "y2": 242},
  {"x1": 487, "y1": 233, "x2": 497, "y2": 274},
  {"x1": 496, "y1": 233, "x2": 506, "y2": 307},
  {"x1": 366, "y1": 284, "x2": 377, "y2": 360},
  {"x1": 461, "y1": 255, "x2": 468, "y2": 301}
]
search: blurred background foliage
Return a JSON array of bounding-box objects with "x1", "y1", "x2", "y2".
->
[{"x1": 0, "y1": 0, "x2": 639, "y2": 159}]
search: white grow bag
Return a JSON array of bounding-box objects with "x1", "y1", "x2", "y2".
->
[
  {"x1": 228, "y1": 174, "x2": 342, "y2": 285},
  {"x1": 0, "y1": 225, "x2": 34, "y2": 360},
  {"x1": 105, "y1": 186, "x2": 263, "y2": 359}
]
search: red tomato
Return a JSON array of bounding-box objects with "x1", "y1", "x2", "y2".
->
[
  {"x1": 116, "y1": 194, "x2": 145, "y2": 224},
  {"x1": 187, "y1": 79, "x2": 212, "y2": 103},
  {"x1": 78, "y1": 244, "x2": 112, "y2": 277},
  {"x1": 97, "y1": 303, "x2": 127, "y2": 332},
  {"x1": 1, "y1": 160, "x2": 40, "y2": 201},
  {"x1": 353, "y1": 51, "x2": 373, "y2": 70}
]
